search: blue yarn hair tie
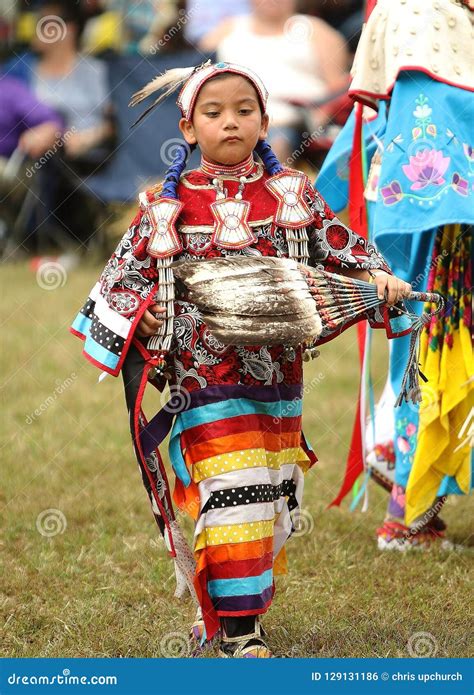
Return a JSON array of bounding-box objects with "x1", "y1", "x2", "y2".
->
[
  {"x1": 161, "y1": 142, "x2": 195, "y2": 199},
  {"x1": 161, "y1": 139, "x2": 282, "y2": 200},
  {"x1": 254, "y1": 139, "x2": 284, "y2": 176}
]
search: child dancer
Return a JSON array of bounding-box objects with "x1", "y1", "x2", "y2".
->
[{"x1": 70, "y1": 61, "x2": 411, "y2": 657}]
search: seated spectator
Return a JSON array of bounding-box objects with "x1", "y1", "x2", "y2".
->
[
  {"x1": 201, "y1": 0, "x2": 349, "y2": 162},
  {"x1": 0, "y1": 74, "x2": 64, "y2": 259},
  {"x1": 30, "y1": 0, "x2": 114, "y2": 166},
  {"x1": 4, "y1": 0, "x2": 115, "y2": 252},
  {"x1": 0, "y1": 74, "x2": 63, "y2": 160}
]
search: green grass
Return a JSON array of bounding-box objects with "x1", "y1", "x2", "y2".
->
[{"x1": 1, "y1": 261, "x2": 472, "y2": 659}]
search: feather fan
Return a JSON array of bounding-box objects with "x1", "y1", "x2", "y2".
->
[{"x1": 172, "y1": 256, "x2": 444, "y2": 405}]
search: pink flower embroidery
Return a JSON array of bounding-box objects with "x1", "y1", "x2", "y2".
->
[
  {"x1": 392, "y1": 485, "x2": 406, "y2": 508},
  {"x1": 406, "y1": 423, "x2": 417, "y2": 436},
  {"x1": 402, "y1": 148, "x2": 450, "y2": 190},
  {"x1": 396, "y1": 435, "x2": 411, "y2": 454}
]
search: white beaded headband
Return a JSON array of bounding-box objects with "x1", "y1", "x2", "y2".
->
[{"x1": 129, "y1": 60, "x2": 269, "y2": 126}]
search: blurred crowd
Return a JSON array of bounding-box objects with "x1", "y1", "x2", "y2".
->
[{"x1": 0, "y1": 0, "x2": 362, "y2": 259}]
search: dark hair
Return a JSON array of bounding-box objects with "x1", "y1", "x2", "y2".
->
[
  {"x1": 161, "y1": 143, "x2": 196, "y2": 198},
  {"x1": 40, "y1": 0, "x2": 86, "y2": 43}
]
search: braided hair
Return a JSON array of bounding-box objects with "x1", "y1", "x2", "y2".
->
[
  {"x1": 160, "y1": 143, "x2": 196, "y2": 199},
  {"x1": 160, "y1": 139, "x2": 284, "y2": 199},
  {"x1": 254, "y1": 139, "x2": 284, "y2": 176}
]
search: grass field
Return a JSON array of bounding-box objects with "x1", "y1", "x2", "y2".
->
[{"x1": 1, "y1": 261, "x2": 472, "y2": 659}]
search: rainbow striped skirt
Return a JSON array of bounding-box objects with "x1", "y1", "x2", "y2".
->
[{"x1": 170, "y1": 381, "x2": 316, "y2": 639}]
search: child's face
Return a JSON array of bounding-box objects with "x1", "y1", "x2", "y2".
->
[{"x1": 179, "y1": 75, "x2": 269, "y2": 165}]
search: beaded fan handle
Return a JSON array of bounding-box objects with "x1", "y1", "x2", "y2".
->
[
  {"x1": 306, "y1": 268, "x2": 446, "y2": 405},
  {"x1": 405, "y1": 291, "x2": 445, "y2": 315}
]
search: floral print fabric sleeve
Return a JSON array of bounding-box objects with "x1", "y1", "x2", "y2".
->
[
  {"x1": 304, "y1": 183, "x2": 392, "y2": 274},
  {"x1": 70, "y1": 208, "x2": 160, "y2": 376}
]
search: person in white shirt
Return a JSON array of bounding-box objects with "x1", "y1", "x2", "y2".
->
[{"x1": 201, "y1": 0, "x2": 349, "y2": 162}]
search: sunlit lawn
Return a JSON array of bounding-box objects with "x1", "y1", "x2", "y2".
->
[{"x1": 1, "y1": 261, "x2": 472, "y2": 659}]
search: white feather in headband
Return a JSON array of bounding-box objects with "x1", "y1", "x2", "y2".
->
[
  {"x1": 129, "y1": 60, "x2": 211, "y2": 127},
  {"x1": 129, "y1": 60, "x2": 269, "y2": 126}
]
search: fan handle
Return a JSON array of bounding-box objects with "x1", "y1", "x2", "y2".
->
[{"x1": 406, "y1": 291, "x2": 445, "y2": 316}]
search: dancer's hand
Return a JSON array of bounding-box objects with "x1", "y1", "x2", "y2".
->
[
  {"x1": 136, "y1": 304, "x2": 166, "y2": 337},
  {"x1": 372, "y1": 271, "x2": 412, "y2": 306}
]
